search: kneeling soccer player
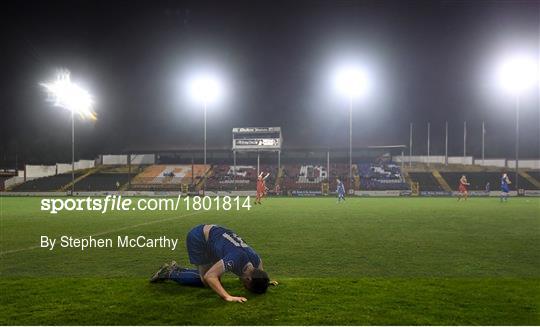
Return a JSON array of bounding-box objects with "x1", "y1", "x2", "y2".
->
[{"x1": 150, "y1": 224, "x2": 275, "y2": 303}]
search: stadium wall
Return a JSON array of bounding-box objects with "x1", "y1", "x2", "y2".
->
[
  {"x1": 473, "y1": 159, "x2": 507, "y2": 167},
  {"x1": 393, "y1": 155, "x2": 474, "y2": 164},
  {"x1": 130, "y1": 154, "x2": 155, "y2": 165},
  {"x1": 57, "y1": 160, "x2": 95, "y2": 174},
  {"x1": 447, "y1": 156, "x2": 474, "y2": 165},
  {"x1": 393, "y1": 156, "x2": 444, "y2": 164},
  {"x1": 25, "y1": 165, "x2": 57, "y2": 178},
  {"x1": 506, "y1": 159, "x2": 540, "y2": 169},
  {"x1": 100, "y1": 154, "x2": 155, "y2": 165},
  {"x1": 394, "y1": 156, "x2": 540, "y2": 168},
  {"x1": 101, "y1": 155, "x2": 128, "y2": 165},
  {"x1": 4, "y1": 176, "x2": 32, "y2": 189}
]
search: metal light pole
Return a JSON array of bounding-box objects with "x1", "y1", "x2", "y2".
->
[
  {"x1": 349, "y1": 95, "x2": 353, "y2": 190},
  {"x1": 40, "y1": 70, "x2": 95, "y2": 195},
  {"x1": 445, "y1": 121, "x2": 448, "y2": 166},
  {"x1": 515, "y1": 95, "x2": 520, "y2": 190},
  {"x1": 482, "y1": 121, "x2": 485, "y2": 165},
  {"x1": 427, "y1": 122, "x2": 430, "y2": 166},
  {"x1": 203, "y1": 100, "x2": 207, "y2": 192},
  {"x1": 409, "y1": 123, "x2": 413, "y2": 167},
  {"x1": 463, "y1": 121, "x2": 467, "y2": 159},
  {"x1": 71, "y1": 109, "x2": 75, "y2": 193}
]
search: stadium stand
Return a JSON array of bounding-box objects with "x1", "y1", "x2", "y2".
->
[
  {"x1": 0, "y1": 176, "x2": 11, "y2": 191},
  {"x1": 75, "y1": 173, "x2": 129, "y2": 191},
  {"x1": 408, "y1": 172, "x2": 444, "y2": 191},
  {"x1": 130, "y1": 164, "x2": 209, "y2": 190},
  {"x1": 10, "y1": 172, "x2": 83, "y2": 192},
  {"x1": 441, "y1": 172, "x2": 539, "y2": 191},
  {"x1": 281, "y1": 164, "x2": 325, "y2": 192},
  {"x1": 356, "y1": 162, "x2": 409, "y2": 190},
  {"x1": 527, "y1": 171, "x2": 540, "y2": 183},
  {"x1": 205, "y1": 164, "x2": 279, "y2": 191}
]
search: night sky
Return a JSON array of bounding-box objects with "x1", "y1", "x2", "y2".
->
[{"x1": 1, "y1": 0, "x2": 539, "y2": 166}]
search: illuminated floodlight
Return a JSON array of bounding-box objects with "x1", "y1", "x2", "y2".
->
[
  {"x1": 188, "y1": 74, "x2": 224, "y2": 104},
  {"x1": 333, "y1": 65, "x2": 370, "y2": 99},
  {"x1": 40, "y1": 70, "x2": 96, "y2": 120},
  {"x1": 496, "y1": 54, "x2": 538, "y2": 95}
]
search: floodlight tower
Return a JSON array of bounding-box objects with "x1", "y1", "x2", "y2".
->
[
  {"x1": 40, "y1": 70, "x2": 96, "y2": 194},
  {"x1": 334, "y1": 65, "x2": 369, "y2": 189},
  {"x1": 189, "y1": 75, "x2": 223, "y2": 192},
  {"x1": 496, "y1": 54, "x2": 538, "y2": 191}
]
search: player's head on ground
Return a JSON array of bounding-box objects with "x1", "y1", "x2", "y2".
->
[{"x1": 242, "y1": 268, "x2": 269, "y2": 294}]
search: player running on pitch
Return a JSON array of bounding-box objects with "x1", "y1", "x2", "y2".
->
[
  {"x1": 255, "y1": 172, "x2": 270, "y2": 204},
  {"x1": 336, "y1": 178, "x2": 346, "y2": 203},
  {"x1": 457, "y1": 174, "x2": 470, "y2": 201},
  {"x1": 500, "y1": 172, "x2": 511, "y2": 202},
  {"x1": 150, "y1": 224, "x2": 276, "y2": 303}
]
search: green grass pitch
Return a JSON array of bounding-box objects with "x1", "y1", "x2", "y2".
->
[{"x1": 1, "y1": 196, "x2": 539, "y2": 325}]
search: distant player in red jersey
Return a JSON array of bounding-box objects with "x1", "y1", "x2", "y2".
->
[
  {"x1": 458, "y1": 174, "x2": 470, "y2": 201},
  {"x1": 255, "y1": 172, "x2": 270, "y2": 204}
]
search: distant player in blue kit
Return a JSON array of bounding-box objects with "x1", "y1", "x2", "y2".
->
[
  {"x1": 150, "y1": 224, "x2": 276, "y2": 303},
  {"x1": 500, "y1": 173, "x2": 511, "y2": 202},
  {"x1": 336, "y1": 178, "x2": 346, "y2": 203}
]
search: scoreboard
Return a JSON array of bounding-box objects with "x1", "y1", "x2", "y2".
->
[{"x1": 232, "y1": 127, "x2": 282, "y2": 151}]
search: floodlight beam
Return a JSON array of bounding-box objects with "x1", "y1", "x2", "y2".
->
[
  {"x1": 187, "y1": 73, "x2": 224, "y2": 194},
  {"x1": 495, "y1": 54, "x2": 538, "y2": 190},
  {"x1": 40, "y1": 70, "x2": 96, "y2": 194}
]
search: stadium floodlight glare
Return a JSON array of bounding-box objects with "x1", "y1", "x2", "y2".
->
[
  {"x1": 495, "y1": 53, "x2": 538, "y2": 190},
  {"x1": 188, "y1": 73, "x2": 224, "y2": 194},
  {"x1": 40, "y1": 70, "x2": 96, "y2": 120},
  {"x1": 332, "y1": 63, "x2": 371, "y2": 189},
  {"x1": 189, "y1": 74, "x2": 224, "y2": 105},
  {"x1": 333, "y1": 65, "x2": 370, "y2": 100},
  {"x1": 496, "y1": 54, "x2": 538, "y2": 96},
  {"x1": 40, "y1": 70, "x2": 97, "y2": 194}
]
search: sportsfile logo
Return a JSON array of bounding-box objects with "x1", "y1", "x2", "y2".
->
[{"x1": 40, "y1": 195, "x2": 252, "y2": 214}]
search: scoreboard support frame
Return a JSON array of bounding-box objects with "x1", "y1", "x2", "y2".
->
[{"x1": 232, "y1": 127, "x2": 282, "y2": 188}]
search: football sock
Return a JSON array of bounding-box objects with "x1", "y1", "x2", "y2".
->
[{"x1": 168, "y1": 268, "x2": 204, "y2": 287}]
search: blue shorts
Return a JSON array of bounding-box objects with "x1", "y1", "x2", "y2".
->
[
  {"x1": 186, "y1": 224, "x2": 213, "y2": 266},
  {"x1": 501, "y1": 186, "x2": 509, "y2": 193}
]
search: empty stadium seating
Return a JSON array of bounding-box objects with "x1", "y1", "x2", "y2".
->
[
  {"x1": 130, "y1": 164, "x2": 209, "y2": 190},
  {"x1": 281, "y1": 164, "x2": 326, "y2": 192},
  {"x1": 75, "y1": 173, "x2": 130, "y2": 191},
  {"x1": 206, "y1": 164, "x2": 279, "y2": 191},
  {"x1": 10, "y1": 173, "x2": 82, "y2": 192},
  {"x1": 408, "y1": 172, "x2": 444, "y2": 192},
  {"x1": 441, "y1": 172, "x2": 538, "y2": 191},
  {"x1": 527, "y1": 171, "x2": 540, "y2": 184},
  {"x1": 0, "y1": 176, "x2": 13, "y2": 191},
  {"x1": 356, "y1": 162, "x2": 409, "y2": 190}
]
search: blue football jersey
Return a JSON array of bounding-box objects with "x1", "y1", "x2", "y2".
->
[
  {"x1": 206, "y1": 226, "x2": 261, "y2": 276},
  {"x1": 337, "y1": 182, "x2": 345, "y2": 194}
]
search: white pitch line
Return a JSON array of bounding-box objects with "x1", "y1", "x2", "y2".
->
[{"x1": 0, "y1": 210, "x2": 205, "y2": 256}]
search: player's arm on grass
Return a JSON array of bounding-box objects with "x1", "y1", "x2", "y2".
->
[
  {"x1": 203, "y1": 260, "x2": 247, "y2": 303},
  {"x1": 197, "y1": 264, "x2": 213, "y2": 286}
]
